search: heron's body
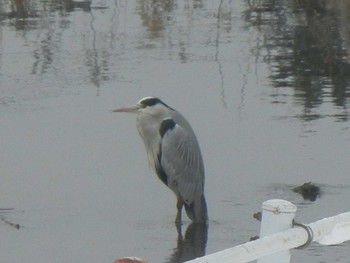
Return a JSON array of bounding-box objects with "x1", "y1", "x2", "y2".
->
[{"x1": 113, "y1": 97, "x2": 208, "y2": 224}]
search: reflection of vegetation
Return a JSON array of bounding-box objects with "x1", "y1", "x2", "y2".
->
[
  {"x1": 137, "y1": 0, "x2": 175, "y2": 38},
  {"x1": 0, "y1": 0, "x2": 91, "y2": 20},
  {"x1": 135, "y1": 0, "x2": 209, "y2": 63},
  {"x1": 244, "y1": 0, "x2": 350, "y2": 121},
  {"x1": 4, "y1": 0, "x2": 350, "y2": 121},
  {"x1": 0, "y1": 0, "x2": 112, "y2": 88}
]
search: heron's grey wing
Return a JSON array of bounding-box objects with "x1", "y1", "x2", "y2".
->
[{"x1": 159, "y1": 119, "x2": 204, "y2": 205}]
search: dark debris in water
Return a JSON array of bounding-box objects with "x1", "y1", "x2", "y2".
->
[
  {"x1": 0, "y1": 208, "x2": 20, "y2": 230},
  {"x1": 292, "y1": 182, "x2": 321, "y2": 202},
  {"x1": 253, "y1": 211, "x2": 262, "y2": 222}
]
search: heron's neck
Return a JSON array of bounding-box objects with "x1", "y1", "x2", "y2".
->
[{"x1": 136, "y1": 113, "x2": 163, "y2": 159}]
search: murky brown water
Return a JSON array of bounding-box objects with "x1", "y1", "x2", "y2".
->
[{"x1": 1, "y1": 1, "x2": 350, "y2": 262}]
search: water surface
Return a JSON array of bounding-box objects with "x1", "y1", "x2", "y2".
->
[{"x1": 1, "y1": 1, "x2": 350, "y2": 262}]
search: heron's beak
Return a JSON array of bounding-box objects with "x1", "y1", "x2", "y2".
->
[{"x1": 112, "y1": 104, "x2": 140, "y2": 113}]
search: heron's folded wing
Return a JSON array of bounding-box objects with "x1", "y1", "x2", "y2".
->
[{"x1": 160, "y1": 122, "x2": 204, "y2": 205}]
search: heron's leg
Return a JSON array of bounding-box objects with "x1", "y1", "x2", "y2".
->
[{"x1": 175, "y1": 196, "x2": 184, "y2": 226}]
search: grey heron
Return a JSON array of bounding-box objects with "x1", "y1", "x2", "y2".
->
[{"x1": 113, "y1": 97, "x2": 208, "y2": 225}]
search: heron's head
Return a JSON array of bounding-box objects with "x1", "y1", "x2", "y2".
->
[{"x1": 112, "y1": 97, "x2": 173, "y2": 115}]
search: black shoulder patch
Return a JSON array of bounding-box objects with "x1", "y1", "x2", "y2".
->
[{"x1": 159, "y1": 118, "x2": 176, "y2": 138}]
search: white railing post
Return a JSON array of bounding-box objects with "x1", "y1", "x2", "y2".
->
[
  {"x1": 184, "y1": 200, "x2": 350, "y2": 263},
  {"x1": 257, "y1": 199, "x2": 297, "y2": 263}
]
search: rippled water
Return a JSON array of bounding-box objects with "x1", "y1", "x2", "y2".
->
[{"x1": 1, "y1": 1, "x2": 350, "y2": 262}]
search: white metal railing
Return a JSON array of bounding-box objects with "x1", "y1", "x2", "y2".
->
[{"x1": 185, "y1": 199, "x2": 350, "y2": 263}]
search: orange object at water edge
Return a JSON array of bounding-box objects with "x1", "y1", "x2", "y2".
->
[{"x1": 114, "y1": 257, "x2": 148, "y2": 263}]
